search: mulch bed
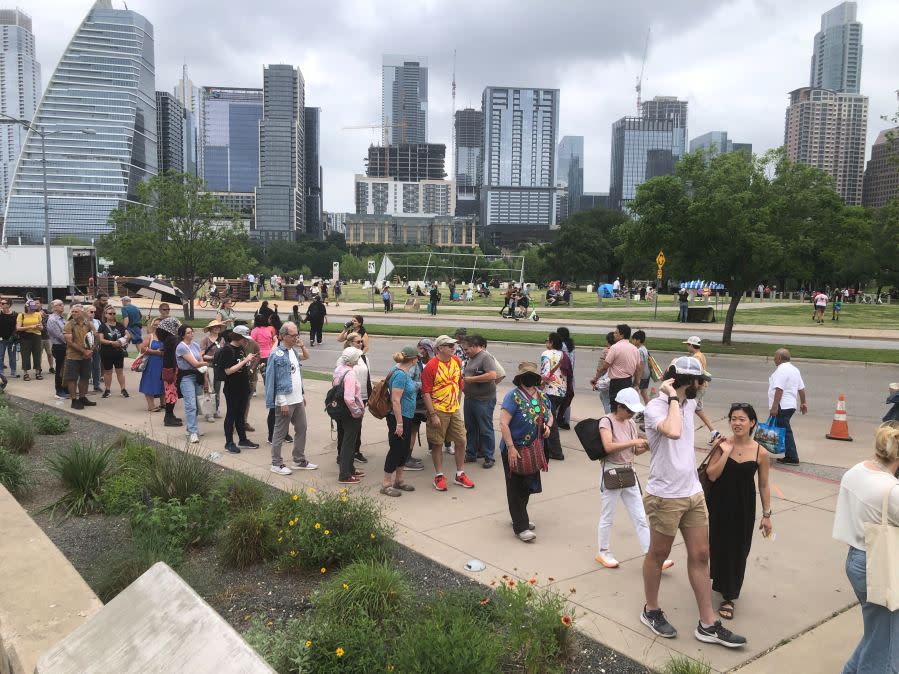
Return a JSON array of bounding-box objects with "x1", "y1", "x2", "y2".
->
[{"x1": 8, "y1": 393, "x2": 649, "y2": 673}]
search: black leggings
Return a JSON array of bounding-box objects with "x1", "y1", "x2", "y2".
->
[
  {"x1": 384, "y1": 415, "x2": 414, "y2": 474},
  {"x1": 308, "y1": 321, "x2": 323, "y2": 344},
  {"x1": 224, "y1": 386, "x2": 250, "y2": 443}
]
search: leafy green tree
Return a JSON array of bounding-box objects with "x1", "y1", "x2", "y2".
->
[
  {"x1": 871, "y1": 198, "x2": 899, "y2": 293},
  {"x1": 522, "y1": 245, "x2": 550, "y2": 284},
  {"x1": 619, "y1": 149, "x2": 845, "y2": 344},
  {"x1": 544, "y1": 207, "x2": 628, "y2": 282},
  {"x1": 100, "y1": 172, "x2": 254, "y2": 318}
]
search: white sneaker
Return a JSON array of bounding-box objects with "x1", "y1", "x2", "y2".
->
[
  {"x1": 188, "y1": 433, "x2": 199, "y2": 444},
  {"x1": 291, "y1": 460, "x2": 318, "y2": 470},
  {"x1": 595, "y1": 551, "x2": 620, "y2": 568},
  {"x1": 518, "y1": 530, "x2": 537, "y2": 542},
  {"x1": 205, "y1": 415, "x2": 214, "y2": 423},
  {"x1": 270, "y1": 464, "x2": 292, "y2": 475},
  {"x1": 445, "y1": 445, "x2": 455, "y2": 455},
  {"x1": 662, "y1": 559, "x2": 675, "y2": 570}
]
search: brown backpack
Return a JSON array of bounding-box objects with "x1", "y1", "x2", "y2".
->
[{"x1": 367, "y1": 370, "x2": 397, "y2": 419}]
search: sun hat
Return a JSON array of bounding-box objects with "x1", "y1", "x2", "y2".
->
[
  {"x1": 158, "y1": 317, "x2": 181, "y2": 336},
  {"x1": 231, "y1": 325, "x2": 250, "y2": 338},
  {"x1": 512, "y1": 361, "x2": 541, "y2": 386},
  {"x1": 671, "y1": 356, "x2": 710, "y2": 381},
  {"x1": 614, "y1": 387, "x2": 645, "y2": 413},
  {"x1": 683, "y1": 335, "x2": 702, "y2": 347},
  {"x1": 434, "y1": 335, "x2": 457, "y2": 348},
  {"x1": 204, "y1": 319, "x2": 225, "y2": 331}
]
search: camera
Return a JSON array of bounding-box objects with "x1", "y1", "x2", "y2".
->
[{"x1": 344, "y1": 320, "x2": 353, "y2": 329}]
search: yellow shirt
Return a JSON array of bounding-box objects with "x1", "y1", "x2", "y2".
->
[{"x1": 16, "y1": 311, "x2": 42, "y2": 335}]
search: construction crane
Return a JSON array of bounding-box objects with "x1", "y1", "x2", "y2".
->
[{"x1": 635, "y1": 27, "x2": 651, "y2": 113}]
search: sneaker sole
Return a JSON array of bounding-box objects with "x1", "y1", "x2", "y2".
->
[
  {"x1": 595, "y1": 555, "x2": 619, "y2": 569},
  {"x1": 403, "y1": 464, "x2": 424, "y2": 471},
  {"x1": 433, "y1": 484, "x2": 447, "y2": 492},
  {"x1": 640, "y1": 612, "x2": 677, "y2": 638},
  {"x1": 291, "y1": 465, "x2": 317, "y2": 470},
  {"x1": 270, "y1": 468, "x2": 292, "y2": 475},
  {"x1": 693, "y1": 628, "x2": 745, "y2": 648},
  {"x1": 453, "y1": 480, "x2": 474, "y2": 489}
]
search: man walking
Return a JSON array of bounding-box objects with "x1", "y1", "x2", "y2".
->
[
  {"x1": 591, "y1": 324, "x2": 642, "y2": 412},
  {"x1": 461, "y1": 335, "x2": 498, "y2": 469},
  {"x1": 768, "y1": 348, "x2": 807, "y2": 465},
  {"x1": 63, "y1": 304, "x2": 98, "y2": 410},
  {"x1": 120, "y1": 296, "x2": 142, "y2": 353},
  {"x1": 640, "y1": 357, "x2": 746, "y2": 648},
  {"x1": 265, "y1": 322, "x2": 317, "y2": 475},
  {"x1": 421, "y1": 335, "x2": 475, "y2": 491},
  {"x1": 304, "y1": 295, "x2": 327, "y2": 346},
  {"x1": 47, "y1": 300, "x2": 68, "y2": 398}
]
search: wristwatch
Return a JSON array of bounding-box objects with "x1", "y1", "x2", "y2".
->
[
  {"x1": 668, "y1": 396, "x2": 679, "y2": 404},
  {"x1": 763, "y1": 510, "x2": 772, "y2": 518}
]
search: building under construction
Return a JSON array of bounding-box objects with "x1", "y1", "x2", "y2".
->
[{"x1": 365, "y1": 143, "x2": 447, "y2": 182}]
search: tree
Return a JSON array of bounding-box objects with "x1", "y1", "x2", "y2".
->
[
  {"x1": 544, "y1": 207, "x2": 628, "y2": 282},
  {"x1": 100, "y1": 172, "x2": 254, "y2": 319},
  {"x1": 871, "y1": 198, "x2": 899, "y2": 293},
  {"x1": 618, "y1": 149, "x2": 845, "y2": 344}
]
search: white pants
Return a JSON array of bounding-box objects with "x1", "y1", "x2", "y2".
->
[{"x1": 598, "y1": 481, "x2": 650, "y2": 554}]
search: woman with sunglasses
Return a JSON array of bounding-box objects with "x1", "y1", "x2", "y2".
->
[
  {"x1": 97, "y1": 307, "x2": 129, "y2": 397},
  {"x1": 705, "y1": 402, "x2": 772, "y2": 621}
]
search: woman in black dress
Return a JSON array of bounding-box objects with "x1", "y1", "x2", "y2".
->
[{"x1": 705, "y1": 403, "x2": 773, "y2": 620}]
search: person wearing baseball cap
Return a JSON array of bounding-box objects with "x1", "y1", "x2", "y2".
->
[
  {"x1": 639, "y1": 356, "x2": 746, "y2": 649},
  {"x1": 682, "y1": 336, "x2": 717, "y2": 438},
  {"x1": 218, "y1": 324, "x2": 260, "y2": 454},
  {"x1": 421, "y1": 334, "x2": 475, "y2": 491}
]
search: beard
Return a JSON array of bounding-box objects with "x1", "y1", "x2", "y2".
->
[{"x1": 684, "y1": 384, "x2": 700, "y2": 399}]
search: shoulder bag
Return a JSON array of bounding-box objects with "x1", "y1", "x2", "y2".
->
[
  {"x1": 863, "y1": 484, "x2": 899, "y2": 610},
  {"x1": 598, "y1": 417, "x2": 637, "y2": 489},
  {"x1": 697, "y1": 447, "x2": 719, "y2": 498},
  {"x1": 509, "y1": 389, "x2": 548, "y2": 476}
]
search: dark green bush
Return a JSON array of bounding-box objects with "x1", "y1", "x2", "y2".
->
[
  {"x1": 219, "y1": 508, "x2": 275, "y2": 569},
  {"x1": 99, "y1": 470, "x2": 145, "y2": 515},
  {"x1": 130, "y1": 494, "x2": 226, "y2": 554},
  {"x1": 0, "y1": 447, "x2": 29, "y2": 494},
  {"x1": 289, "y1": 615, "x2": 389, "y2": 674},
  {"x1": 314, "y1": 560, "x2": 412, "y2": 623},
  {"x1": 114, "y1": 435, "x2": 158, "y2": 470},
  {"x1": 215, "y1": 472, "x2": 269, "y2": 514},
  {"x1": 46, "y1": 441, "x2": 113, "y2": 515},
  {"x1": 0, "y1": 408, "x2": 34, "y2": 453},
  {"x1": 91, "y1": 530, "x2": 183, "y2": 602},
  {"x1": 142, "y1": 444, "x2": 217, "y2": 503},
  {"x1": 31, "y1": 411, "x2": 70, "y2": 435}
]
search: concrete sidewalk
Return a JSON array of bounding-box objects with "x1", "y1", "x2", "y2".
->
[{"x1": 5, "y1": 368, "x2": 872, "y2": 673}]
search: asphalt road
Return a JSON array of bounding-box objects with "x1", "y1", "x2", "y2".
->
[{"x1": 297, "y1": 336, "x2": 896, "y2": 424}]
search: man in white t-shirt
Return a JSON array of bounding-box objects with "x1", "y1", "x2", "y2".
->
[
  {"x1": 639, "y1": 356, "x2": 746, "y2": 649},
  {"x1": 768, "y1": 348, "x2": 807, "y2": 465}
]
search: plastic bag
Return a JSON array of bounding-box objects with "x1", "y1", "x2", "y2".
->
[{"x1": 754, "y1": 416, "x2": 786, "y2": 454}]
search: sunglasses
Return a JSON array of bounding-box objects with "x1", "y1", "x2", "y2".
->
[{"x1": 730, "y1": 402, "x2": 753, "y2": 410}]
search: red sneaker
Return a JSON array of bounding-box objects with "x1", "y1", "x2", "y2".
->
[
  {"x1": 433, "y1": 474, "x2": 448, "y2": 491},
  {"x1": 338, "y1": 475, "x2": 361, "y2": 485},
  {"x1": 454, "y1": 471, "x2": 475, "y2": 489}
]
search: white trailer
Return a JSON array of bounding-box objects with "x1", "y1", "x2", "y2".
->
[{"x1": 0, "y1": 245, "x2": 96, "y2": 299}]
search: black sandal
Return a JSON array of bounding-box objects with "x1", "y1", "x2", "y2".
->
[{"x1": 719, "y1": 600, "x2": 735, "y2": 620}]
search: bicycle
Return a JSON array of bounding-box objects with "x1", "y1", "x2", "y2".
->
[{"x1": 196, "y1": 292, "x2": 222, "y2": 309}]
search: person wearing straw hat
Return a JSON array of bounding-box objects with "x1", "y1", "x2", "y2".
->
[
  {"x1": 200, "y1": 319, "x2": 226, "y2": 422},
  {"x1": 498, "y1": 361, "x2": 552, "y2": 542}
]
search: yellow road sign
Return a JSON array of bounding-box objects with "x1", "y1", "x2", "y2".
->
[{"x1": 656, "y1": 250, "x2": 666, "y2": 267}]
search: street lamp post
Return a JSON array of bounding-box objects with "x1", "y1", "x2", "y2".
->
[{"x1": 0, "y1": 114, "x2": 94, "y2": 302}]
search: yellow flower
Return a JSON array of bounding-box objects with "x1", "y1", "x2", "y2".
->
[
  {"x1": 324, "y1": 529, "x2": 330, "y2": 536},
  {"x1": 387, "y1": 665, "x2": 395, "y2": 672},
  {"x1": 289, "y1": 520, "x2": 296, "y2": 527},
  {"x1": 320, "y1": 567, "x2": 327, "y2": 574},
  {"x1": 307, "y1": 487, "x2": 317, "y2": 494},
  {"x1": 278, "y1": 530, "x2": 284, "y2": 535},
  {"x1": 314, "y1": 522, "x2": 321, "y2": 530},
  {"x1": 289, "y1": 550, "x2": 298, "y2": 557},
  {"x1": 342, "y1": 583, "x2": 349, "y2": 591},
  {"x1": 305, "y1": 640, "x2": 312, "y2": 648},
  {"x1": 292, "y1": 494, "x2": 299, "y2": 501},
  {"x1": 335, "y1": 647, "x2": 344, "y2": 658},
  {"x1": 339, "y1": 487, "x2": 348, "y2": 494},
  {"x1": 370, "y1": 533, "x2": 376, "y2": 540},
  {"x1": 277, "y1": 537, "x2": 283, "y2": 543},
  {"x1": 341, "y1": 496, "x2": 347, "y2": 503}
]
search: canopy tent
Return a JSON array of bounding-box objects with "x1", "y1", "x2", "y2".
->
[{"x1": 597, "y1": 283, "x2": 615, "y2": 298}]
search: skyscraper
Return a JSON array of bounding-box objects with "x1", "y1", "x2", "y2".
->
[
  {"x1": 0, "y1": 9, "x2": 40, "y2": 212},
  {"x1": 304, "y1": 106, "x2": 322, "y2": 238},
  {"x1": 810, "y1": 2, "x2": 862, "y2": 94},
  {"x1": 609, "y1": 96, "x2": 688, "y2": 211},
  {"x1": 558, "y1": 136, "x2": 584, "y2": 218},
  {"x1": 255, "y1": 64, "x2": 304, "y2": 241},
  {"x1": 382, "y1": 55, "x2": 428, "y2": 144},
  {"x1": 198, "y1": 87, "x2": 263, "y2": 193},
  {"x1": 481, "y1": 86, "x2": 559, "y2": 240},
  {"x1": 173, "y1": 65, "x2": 199, "y2": 177},
  {"x1": 689, "y1": 131, "x2": 752, "y2": 160},
  {"x1": 861, "y1": 127, "x2": 899, "y2": 208},
  {"x1": 156, "y1": 92, "x2": 185, "y2": 174},
  {"x1": 454, "y1": 108, "x2": 483, "y2": 216},
  {"x1": 3, "y1": 0, "x2": 156, "y2": 244}
]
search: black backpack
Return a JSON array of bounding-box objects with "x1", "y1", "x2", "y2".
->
[
  {"x1": 574, "y1": 417, "x2": 608, "y2": 461},
  {"x1": 325, "y1": 371, "x2": 350, "y2": 420}
]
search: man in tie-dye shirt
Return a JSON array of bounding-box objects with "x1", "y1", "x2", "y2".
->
[{"x1": 421, "y1": 335, "x2": 475, "y2": 492}]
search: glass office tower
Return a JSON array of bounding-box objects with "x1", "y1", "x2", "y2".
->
[
  {"x1": 199, "y1": 87, "x2": 263, "y2": 193},
  {"x1": 810, "y1": 2, "x2": 862, "y2": 94},
  {"x1": 2, "y1": 0, "x2": 156, "y2": 244},
  {"x1": 382, "y1": 55, "x2": 428, "y2": 145}
]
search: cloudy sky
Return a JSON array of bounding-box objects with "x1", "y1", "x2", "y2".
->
[{"x1": 31, "y1": 0, "x2": 898, "y2": 212}]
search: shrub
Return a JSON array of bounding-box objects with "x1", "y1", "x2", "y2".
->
[
  {"x1": 271, "y1": 488, "x2": 393, "y2": 572},
  {"x1": 494, "y1": 577, "x2": 575, "y2": 673},
  {"x1": 130, "y1": 494, "x2": 226, "y2": 554},
  {"x1": 99, "y1": 470, "x2": 146, "y2": 515},
  {"x1": 314, "y1": 560, "x2": 412, "y2": 623},
  {"x1": 662, "y1": 656, "x2": 712, "y2": 674},
  {"x1": 46, "y1": 441, "x2": 113, "y2": 515},
  {"x1": 31, "y1": 411, "x2": 70, "y2": 435},
  {"x1": 0, "y1": 408, "x2": 34, "y2": 453},
  {"x1": 91, "y1": 530, "x2": 183, "y2": 602},
  {"x1": 215, "y1": 472, "x2": 269, "y2": 514},
  {"x1": 391, "y1": 598, "x2": 502, "y2": 674},
  {"x1": 0, "y1": 447, "x2": 29, "y2": 494},
  {"x1": 114, "y1": 435, "x2": 158, "y2": 470},
  {"x1": 243, "y1": 619, "x2": 296, "y2": 673},
  {"x1": 291, "y1": 615, "x2": 389, "y2": 674},
  {"x1": 142, "y1": 444, "x2": 217, "y2": 503},
  {"x1": 219, "y1": 508, "x2": 275, "y2": 569}
]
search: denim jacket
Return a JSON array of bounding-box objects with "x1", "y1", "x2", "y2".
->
[{"x1": 264, "y1": 344, "x2": 303, "y2": 409}]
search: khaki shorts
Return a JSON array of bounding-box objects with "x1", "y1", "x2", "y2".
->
[
  {"x1": 643, "y1": 492, "x2": 708, "y2": 537},
  {"x1": 426, "y1": 409, "x2": 466, "y2": 448}
]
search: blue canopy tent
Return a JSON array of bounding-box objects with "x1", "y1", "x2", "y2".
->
[{"x1": 597, "y1": 283, "x2": 615, "y2": 298}]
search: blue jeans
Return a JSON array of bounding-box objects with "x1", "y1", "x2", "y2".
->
[
  {"x1": 0, "y1": 340, "x2": 16, "y2": 375},
  {"x1": 179, "y1": 375, "x2": 202, "y2": 434},
  {"x1": 678, "y1": 301, "x2": 689, "y2": 322},
  {"x1": 598, "y1": 387, "x2": 611, "y2": 414},
  {"x1": 776, "y1": 408, "x2": 798, "y2": 460},
  {"x1": 843, "y1": 546, "x2": 899, "y2": 673},
  {"x1": 464, "y1": 397, "x2": 496, "y2": 460}
]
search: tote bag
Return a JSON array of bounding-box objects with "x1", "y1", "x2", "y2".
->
[
  {"x1": 863, "y1": 485, "x2": 899, "y2": 610},
  {"x1": 754, "y1": 416, "x2": 786, "y2": 454}
]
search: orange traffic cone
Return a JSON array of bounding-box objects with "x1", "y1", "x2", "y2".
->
[{"x1": 825, "y1": 394, "x2": 853, "y2": 441}]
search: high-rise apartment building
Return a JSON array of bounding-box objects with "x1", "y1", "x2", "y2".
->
[
  {"x1": 784, "y1": 87, "x2": 868, "y2": 205},
  {"x1": 365, "y1": 144, "x2": 446, "y2": 181},
  {"x1": 861, "y1": 127, "x2": 899, "y2": 208},
  {"x1": 609, "y1": 96, "x2": 688, "y2": 211},
  {"x1": 480, "y1": 86, "x2": 559, "y2": 237},
  {"x1": 198, "y1": 87, "x2": 263, "y2": 193},
  {"x1": 3, "y1": 0, "x2": 156, "y2": 244},
  {"x1": 689, "y1": 131, "x2": 752, "y2": 160},
  {"x1": 354, "y1": 176, "x2": 454, "y2": 218},
  {"x1": 382, "y1": 55, "x2": 428, "y2": 144},
  {"x1": 156, "y1": 92, "x2": 185, "y2": 174},
  {"x1": 810, "y1": 2, "x2": 862, "y2": 94},
  {"x1": 255, "y1": 64, "x2": 304, "y2": 241},
  {"x1": 0, "y1": 9, "x2": 40, "y2": 213},
  {"x1": 304, "y1": 106, "x2": 322, "y2": 238}
]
